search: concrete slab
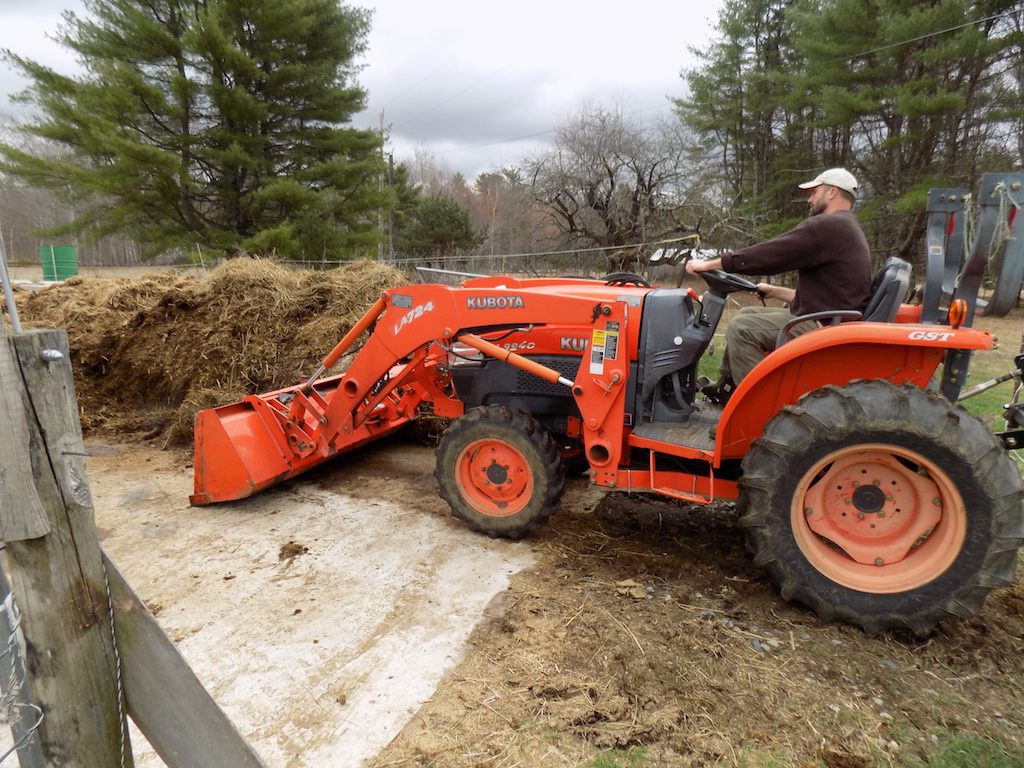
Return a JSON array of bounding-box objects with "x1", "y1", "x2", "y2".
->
[{"x1": 87, "y1": 440, "x2": 538, "y2": 767}]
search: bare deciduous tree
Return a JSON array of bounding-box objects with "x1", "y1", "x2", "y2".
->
[{"x1": 526, "y1": 102, "x2": 698, "y2": 272}]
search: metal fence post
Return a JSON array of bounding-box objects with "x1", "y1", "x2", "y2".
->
[{"x1": 0, "y1": 230, "x2": 23, "y2": 335}]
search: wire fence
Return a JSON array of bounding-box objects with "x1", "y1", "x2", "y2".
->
[
  {"x1": 147, "y1": 235, "x2": 710, "y2": 286},
  {"x1": 0, "y1": 563, "x2": 43, "y2": 767},
  {"x1": 2, "y1": 236, "x2": 709, "y2": 289}
]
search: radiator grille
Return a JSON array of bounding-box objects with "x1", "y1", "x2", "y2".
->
[{"x1": 514, "y1": 358, "x2": 580, "y2": 395}]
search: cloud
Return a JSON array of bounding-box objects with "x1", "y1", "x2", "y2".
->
[
  {"x1": 0, "y1": 0, "x2": 724, "y2": 177},
  {"x1": 353, "y1": 1, "x2": 723, "y2": 177}
]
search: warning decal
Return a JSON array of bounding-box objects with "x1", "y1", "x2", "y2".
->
[
  {"x1": 589, "y1": 329, "x2": 606, "y2": 374},
  {"x1": 604, "y1": 322, "x2": 620, "y2": 360},
  {"x1": 589, "y1": 323, "x2": 620, "y2": 374}
]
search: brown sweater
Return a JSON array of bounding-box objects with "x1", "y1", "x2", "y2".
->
[{"x1": 720, "y1": 210, "x2": 872, "y2": 316}]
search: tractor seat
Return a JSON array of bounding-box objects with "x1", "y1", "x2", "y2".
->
[
  {"x1": 862, "y1": 256, "x2": 911, "y2": 322},
  {"x1": 775, "y1": 257, "x2": 912, "y2": 346}
]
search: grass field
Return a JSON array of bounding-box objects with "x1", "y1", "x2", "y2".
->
[{"x1": 956, "y1": 311, "x2": 1024, "y2": 426}]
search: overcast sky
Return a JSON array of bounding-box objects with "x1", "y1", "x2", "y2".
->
[{"x1": 0, "y1": 0, "x2": 726, "y2": 179}]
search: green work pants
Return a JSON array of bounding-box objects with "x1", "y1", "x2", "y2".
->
[{"x1": 719, "y1": 306, "x2": 817, "y2": 384}]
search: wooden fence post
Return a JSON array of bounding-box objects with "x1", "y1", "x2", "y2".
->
[
  {"x1": 2, "y1": 324, "x2": 268, "y2": 767},
  {"x1": 2, "y1": 328, "x2": 132, "y2": 766}
]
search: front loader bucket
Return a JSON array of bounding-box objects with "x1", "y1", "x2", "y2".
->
[{"x1": 190, "y1": 374, "x2": 413, "y2": 505}]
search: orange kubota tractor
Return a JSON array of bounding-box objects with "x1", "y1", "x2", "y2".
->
[{"x1": 192, "y1": 173, "x2": 1024, "y2": 635}]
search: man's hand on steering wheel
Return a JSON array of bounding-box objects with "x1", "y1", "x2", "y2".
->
[{"x1": 685, "y1": 256, "x2": 723, "y2": 275}]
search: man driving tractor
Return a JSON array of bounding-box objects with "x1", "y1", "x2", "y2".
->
[{"x1": 686, "y1": 167, "x2": 872, "y2": 402}]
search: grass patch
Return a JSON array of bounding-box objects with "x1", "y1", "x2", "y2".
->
[
  {"x1": 735, "y1": 745, "x2": 806, "y2": 767},
  {"x1": 956, "y1": 323, "x2": 1021, "y2": 426},
  {"x1": 905, "y1": 734, "x2": 1024, "y2": 768},
  {"x1": 582, "y1": 747, "x2": 649, "y2": 768}
]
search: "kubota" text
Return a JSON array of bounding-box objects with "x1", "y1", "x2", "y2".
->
[{"x1": 466, "y1": 295, "x2": 525, "y2": 310}]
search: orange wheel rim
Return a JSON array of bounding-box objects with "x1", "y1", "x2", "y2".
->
[
  {"x1": 791, "y1": 443, "x2": 966, "y2": 594},
  {"x1": 455, "y1": 438, "x2": 534, "y2": 517}
]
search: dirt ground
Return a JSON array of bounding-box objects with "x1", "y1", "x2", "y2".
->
[
  {"x1": 7, "y1": 265, "x2": 1024, "y2": 767},
  {"x1": 373, "y1": 476, "x2": 1024, "y2": 768},
  {"x1": 81, "y1": 433, "x2": 1024, "y2": 768}
]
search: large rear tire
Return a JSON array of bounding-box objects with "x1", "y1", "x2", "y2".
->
[
  {"x1": 739, "y1": 380, "x2": 1024, "y2": 635},
  {"x1": 435, "y1": 405, "x2": 565, "y2": 539}
]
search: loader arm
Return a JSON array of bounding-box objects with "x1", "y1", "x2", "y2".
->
[{"x1": 192, "y1": 282, "x2": 638, "y2": 504}]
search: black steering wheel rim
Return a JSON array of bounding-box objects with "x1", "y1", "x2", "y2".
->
[
  {"x1": 602, "y1": 271, "x2": 652, "y2": 288},
  {"x1": 700, "y1": 268, "x2": 758, "y2": 293}
]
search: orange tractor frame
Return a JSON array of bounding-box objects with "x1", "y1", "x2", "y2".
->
[{"x1": 192, "y1": 173, "x2": 1024, "y2": 635}]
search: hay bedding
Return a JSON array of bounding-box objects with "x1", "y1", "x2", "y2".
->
[{"x1": 12, "y1": 259, "x2": 407, "y2": 443}]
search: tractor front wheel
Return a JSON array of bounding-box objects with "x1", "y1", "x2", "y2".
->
[
  {"x1": 435, "y1": 405, "x2": 565, "y2": 539},
  {"x1": 739, "y1": 380, "x2": 1024, "y2": 635}
]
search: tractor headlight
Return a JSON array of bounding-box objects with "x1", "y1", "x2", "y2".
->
[{"x1": 447, "y1": 343, "x2": 485, "y2": 367}]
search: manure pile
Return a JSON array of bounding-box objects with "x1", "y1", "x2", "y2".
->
[{"x1": 12, "y1": 259, "x2": 407, "y2": 444}]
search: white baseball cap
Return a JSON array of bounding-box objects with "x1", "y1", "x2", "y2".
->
[{"x1": 798, "y1": 168, "x2": 858, "y2": 196}]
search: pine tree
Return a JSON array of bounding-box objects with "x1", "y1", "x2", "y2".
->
[
  {"x1": 791, "y1": 0, "x2": 1024, "y2": 258},
  {"x1": 680, "y1": 0, "x2": 1023, "y2": 259},
  {"x1": 394, "y1": 195, "x2": 483, "y2": 258},
  {"x1": 678, "y1": 0, "x2": 803, "y2": 240},
  {"x1": 0, "y1": 0, "x2": 387, "y2": 259}
]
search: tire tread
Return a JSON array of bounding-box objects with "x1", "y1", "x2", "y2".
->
[{"x1": 739, "y1": 382, "x2": 1024, "y2": 635}]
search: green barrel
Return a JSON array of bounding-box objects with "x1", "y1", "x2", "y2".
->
[{"x1": 39, "y1": 245, "x2": 79, "y2": 281}]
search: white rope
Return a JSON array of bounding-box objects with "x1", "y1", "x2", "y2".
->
[
  {"x1": 960, "y1": 193, "x2": 975, "y2": 262},
  {"x1": 101, "y1": 561, "x2": 128, "y2": 768},
  {"x1": 989, "y1": 181, "x2": 1018, "y2": 259}
]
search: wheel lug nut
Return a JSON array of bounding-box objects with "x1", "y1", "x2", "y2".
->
[
  {"x1": 875, "y1": 558, "x2": 884, "y2": 566},
  {"x1": 932, "y1": 498, "x2": 942, "y2": 506},
  {"x1": 857, "y1": 513, "x2": 865, "y2": 520},
  {"x1": 873, "y1": 480, "x2": 881, "y2": 486},
  {"x1": 878, "y1": 511, "x2": 886, "y2": 518},
  {"x1": 804, "y1": 508, "x2": 813, "y2": 516},
  {"x1": 853, "y1": 481, "x2": 860, "y2": 487}
]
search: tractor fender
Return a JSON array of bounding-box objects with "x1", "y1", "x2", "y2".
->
[{"x1": 711, "y1": 321, "x2": 992, "y2": 462}]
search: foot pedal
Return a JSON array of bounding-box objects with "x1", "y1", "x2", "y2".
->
[{"x1": 700, "y1": 377, "x2": 734, "y2": 405}]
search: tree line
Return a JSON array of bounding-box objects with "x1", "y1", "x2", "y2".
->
[
  {"x1": 0, "y1": 0, "x2": 1021, "y2": 271},
  {"x1": 679, "y1": 0, "x2": 1024, "y2": 262}
]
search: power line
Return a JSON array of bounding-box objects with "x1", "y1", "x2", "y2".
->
[
  {"x1": 379, "y1": 54, "x2": 459, "y2": 108},
  {"x1": 442, "y1": 128, "x2": 556, "y2": 154},
  {"x1": 392, "y1": 65, "x2": 509, "y2": 130},
  {"x1": 428, "y1": 8, "x2": 1021, "y2": 160},
  {"x1": 436, "y1": 100, "x2": 675, "y2": 156},
  {"x1": 845, "y1": 7, "x2": 1021, "y2": 61}
]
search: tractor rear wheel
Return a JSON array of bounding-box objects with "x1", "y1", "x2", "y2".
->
[
  {"x1": 739, "y1": 380, "x2": 1024, "y2": 635},
  {"x1": 435, "y1": 405, "x2": 565, "y2": 539}
]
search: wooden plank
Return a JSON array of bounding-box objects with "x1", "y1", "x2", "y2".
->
[
  {"x1": 0, "y1": 338, "x2": 50, "y2": 540},
  {"x1": 105, "y1": 555, "x2": 268, "y2": 768},
  {"x1": 3, "y1": 329, "x2": 132, "y2": 766}
]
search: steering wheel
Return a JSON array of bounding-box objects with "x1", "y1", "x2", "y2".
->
[
  {"x1": 699, "y1": 269, "x2": 758, "y2": 295},
  {"x1": 602, "y1": 271, "x2": 652, "y2": 288}
]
